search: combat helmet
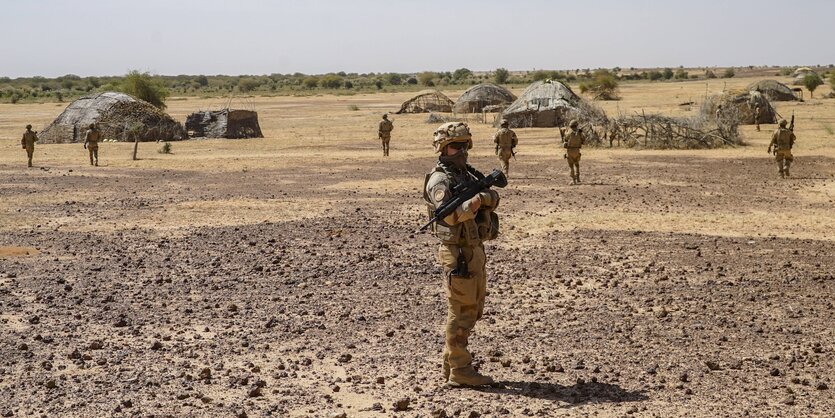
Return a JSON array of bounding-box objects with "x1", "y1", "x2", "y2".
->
[
  {"x1": 779, "y1": 119, "x2": 787, "y2": 127},
  {"x1": 500, "y1": 119, "x2": 509, "y2": 128},
  {"x1": 569, "y1": 119, "x2": 579, "y2": 129},
  {"x1": 89, "y1": 123, "x2": 96, "y2": 129},
  {"x1": 382, "y1": 114, "x2": 388, "y2": 120},
  {"x1": 433, "y1": 122, "x2": 472, "y2": 153},
  {"x1": 25, "y1": 124, "x2": 32, "y2": 130}
]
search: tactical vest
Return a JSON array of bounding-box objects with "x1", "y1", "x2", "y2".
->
[
  {"x1": 774, "y1": 128, "x2": 794, "y2": 150},
  {"x1": 495, "y1": 129, "x2": 515, "y2": 149},
  {"x1": 565, "y1": 130, "x2": 583, "y2": 149},
  {"x1": 379, "y1": 120, "x2": 393, "y2": 134},
  {"x1": 423, "y1": 163, "x2": 483, "y2": 246}
]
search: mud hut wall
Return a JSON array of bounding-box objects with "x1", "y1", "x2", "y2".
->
[{"x1": 226, "y1": 111, "x2": 263, "y2": 138}]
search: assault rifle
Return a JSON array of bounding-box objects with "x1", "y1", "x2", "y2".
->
[
  {"x1": 789, "y1": 111, "x2": 795, "y2": 132},
  {"x1": 420, "y1": 169, "x2": 508, "y2": 231}
]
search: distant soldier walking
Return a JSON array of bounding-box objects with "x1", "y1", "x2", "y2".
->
[
  {"x1": 754, "y1": 105, "x2": 762, "y2": 132},
  {"x1": 21, "y1": 124, "x2": 39, "y2": 167},
  {"x1": 493, "y1": 119, "x2": 517, "y2": 177},
  {"x1": 84, "y1": 123, "x2": 102, "y2": 166},
  {"x1": 378, "y1": 114, "x2": 394, "y2": 156},
  {"x1": 562, "y1": 119, "x2": 586, "y2": 184},
  {"x1": 768, "y1": 119, "x2": 795, "y2": 178}
]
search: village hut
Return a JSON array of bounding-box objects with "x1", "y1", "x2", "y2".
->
[
  {"x1": 500, "y1": 80, "x2": 582, "y2": 128},
  {"x1": 747, "y1": 80, "x2": 798, "y2": 101},
  {"x1": 38, "y1": 92, "x2": 186, "y2": 144},
  {"x1": 395, "y1": 90, "x2": 454, "y2": 114},
  {"x1": 185, "y1": 109, "x2": 263, "y2": 139},
  {"x1": 791, "y1": 67, "x2": 818, "y2": 85},
  {"x1": 717, "y1": 91, "x2": 777, "y2": 125},
  {"x1": 452, "y1": 83, "x2": 516, "y2": 113}
]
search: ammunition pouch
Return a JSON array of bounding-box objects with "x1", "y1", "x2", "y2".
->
[{"x1": 476, "y1": 209, "x2": 499, "y2": 241}]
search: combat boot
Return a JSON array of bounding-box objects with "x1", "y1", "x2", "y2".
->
[{"x1": 447, "y1": 366, "x2": 494, "y2": 387}]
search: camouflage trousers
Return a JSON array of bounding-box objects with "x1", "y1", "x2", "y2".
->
[
  {"x1": 775, "y1": 149, "x2": 793, "y2": 176},
  {"x1": 497, "y1": 149, "x2": 512, "y2": 177},
  {"x1": 438, "y1": 243, "x2": 487, "y2": 372},
  {"x1": 88, "y1": 145, "x2": 99, "y2": 166},
  {"x1": 566, "y1": 149, "x2": 581, "y2": 182},
  {"x1": 25, "y1": 146, "x2": 34, "y2": 167},
  {"x1": 380, "y1": 134, "x2": 391, "y2": 156}
]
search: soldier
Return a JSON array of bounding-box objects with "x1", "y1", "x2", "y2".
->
[
  {"x1": 754, "y1": 105, "x2": 762, "y2": 132},
  {"x1": 562, "y1": 119, "x2": 585, "y2": 184},
  {"x1": 378, "y1": 114, "x2": 394, "y2": 156},
  {"x1": 21, "y1": 124, "x2": 38, "y2": 167},
  {"x1": 83, "y1": 123, "x2": 102, "y2": 166},
  {"x1": 493, "y1": 119, "x2": 518, "y2": 177},
  {"x1": 423, "y1": 122, "x2": 500, "y2": 387},
  {"x1": 768, "y1": 119, "x2": 796, "y2": 178}
]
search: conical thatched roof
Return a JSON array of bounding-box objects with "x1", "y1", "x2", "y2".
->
[
  {"x1": 453, "y1": 83, "x2": 516, "y2": 113},
  {"x1": 395, "y1": 90, "x2": 453, "y2": 114},
  {"x1": 38, "y1": 92, "x2": 186, "y2": 143},
  {"x1": 501, "y1": 80, "x2": 581, "y2": 127},
  {"x1": 747, "y1": 80, "x2": 798, "y2": 101},
  {"x1": 719, "y1": 91, "x2": 776, "y2": 125}
]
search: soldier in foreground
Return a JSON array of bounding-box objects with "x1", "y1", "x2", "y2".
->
[
  {"x1": 423, "y1": 122, "x2": 503, "y2": 387},
  {"x1": 562, "y1": 119, "x2": 586, "y2": 184},
  {"x1": 84, "y1": 123, "x2": 102, "y2": 166},
  {"x1": 378, "y1": 114, "x2": 393, "y2": 156},
  {"x1": 22, "y1": 124, "x2": 38, "y2": 167},
  {"x1": 493, "y1": 119, "x2": 518, "y2": 177},
  {"x1": 768, "y1": 119, "x2": 796, "y2": 178}
]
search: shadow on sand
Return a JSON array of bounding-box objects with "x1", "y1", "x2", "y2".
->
[{"x1": 469, "y1": 379, "x2": 648, "y2": 406}]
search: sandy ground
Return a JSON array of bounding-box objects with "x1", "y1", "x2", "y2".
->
[{"x1": 0, "y1": 77, "x2": 833, "y2": 417}]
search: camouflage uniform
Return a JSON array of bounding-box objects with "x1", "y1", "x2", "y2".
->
[
  {"x1": 378, "y1": 115, "x2": 394, "y2": 156},
  {"x1": 769, "y1": 120, "x2": 795, "y2": 178},
  {"x1": 424, "y1": 122, "x2": 500, "y2": 387},
  {"x1": 754, "y1": 105, "x2": 762, "y2": 132},
  {"x1": 84, "y1": 124, "x2": 102, "y2": 166},
  {"x1": 493, "y1": 120, "x2": 518, "y2": 177},
  {"x1": 21, "y1": 125, "x2": 38, "y2": 167},
  {"x1": 563, "y1": 120, "x2": 585, "y2": 184}
]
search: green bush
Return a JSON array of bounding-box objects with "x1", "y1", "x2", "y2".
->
[
  {"x1": 120, "y1": 70, "x2": 169, "y2": 109},
  {"x1": 662, "y1": 68, "x2": 674, "y2": 80},
  {"x1": 578, "y1": 69, "x2": 619, "y2": 100},
  {"x1": 158, "y1": 142, "x2": 172, "y2": 154},
  {"x1": 238, "y1": 78, "x2": 261, "y2": 92},
  {"x1": 319, "y1": 75, "x2": 343, "y2": 89},
  {"x1": 418, "y1": 72, "x2": 436, "y2": 86},
  {"x1": 303, "y1": 77, "x2": 319, "y2": 89},
  {"x1": 648, "y1": 71, "x2": 663, "y2": 81},
  {"x1": 452, "y1": 68, "x2": 472, "y2": 82},
  {"x1": 674, "y1": 69, "x2": 689, "y2": 80},
  {"x1": 803, "y1": 73, "x2": 823, "y2": 97},
  {"x1": 384, "y1": 73, "x2": 402, "y2": 85},
  {"x1": 494, "y1": 68, "x2": 509, "y2": 84},
  {"x1": 723, "y1": 68, "x2": 735, "y2": 78}
]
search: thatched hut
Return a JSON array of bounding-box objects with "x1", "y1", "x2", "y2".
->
[
  {"x1": 453, "y1": 83, "x2": 516, "y2": 113},
  {"x1": 185, "y1": 109, "x2": 263, "y2": 139},
  {"x1": 38, "y1": 92, "x2": 186, "y2": 143},
  {"x1": 791, "y1": 67, "x2": 818, "y2": 86},
  {"x1": 747, "y1": 80, "x2": 798, "y2": 101},
  {"x1": 718, "y1": 91, "x2": 776, "y2": 125},
  {"x1": 500, "y1": 80, "x2": 582, "y2": 128},
  {"x1": 395, "y1": 90, "x2": 454, "y2": 114}
]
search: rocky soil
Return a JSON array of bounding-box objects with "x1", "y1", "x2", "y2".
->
[{"x1": 1, "y1": 153, "x2": 834, "y2": 417}]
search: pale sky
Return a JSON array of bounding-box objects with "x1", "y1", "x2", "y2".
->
[{"x1": 2, "y1": 0, "x2": 833, "y2": 78}]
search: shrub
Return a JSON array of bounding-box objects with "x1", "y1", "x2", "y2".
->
[
  {"x1": 406, "y1": 77, "x2": 417, "y2": 85},
  {"x1": 374, "y1": 80, "x2": 383, "y2": 89},
  {"x1": 494, "y1": 68, "x2": 509, "y2": 84},
  {"x1": 384, "y1": 73, "x2": 402, "y2": 85},
  {"x1": 120, "y1": 70, "x2": 169, "y2": 109},
  {"x1": 662, "y1": 68, "x2": 674, "y2": 80},
  {"x1": 578, "y1": 69, "x2": 619, "y2": 100},
  {"x1": 303, "y1": 77, "x2": 319, "y2": 89},
  {"x1": 158, "y1": 142, "x2": 172, "y2": 154},
  {"x1": 347, "y1": 104, "x2": 359, "y2": 111},
  {"x1": 803, "y1": 73, "x2": 823, "y2": 97},
  {"x1": 344, "y1": 81, "x2": 354, "y2": 89},
  {"x1": 648, "y1": 71, "x2": 663, "y2": 81},
  {"x1": 238, "y1": 78, "x2": 261, "y2": 92},
  {"x1": 418, "y1": 72, "x2": 436, "y2": 86},
  {"x1": 319, "y1": 75, "x2": 343, "y2": 89},
  {"x1": 195, "y1": 75, "x2": 209, "y2": 87},
  {"x1": 452, "y1": 68, "x2": 472, "y2": 82},
  {"x1": 723, "y1": 68, "x2": 735, "y2": 78},
  {"x1": 830, "y1": 72, "x2": 835, "y2": 90},
  {"x1": 705, "y1": 70, "x2": 717, "y2": 79},
  {"x1": 674, "y1": 69, "x2": 689, "y2": 80}
]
